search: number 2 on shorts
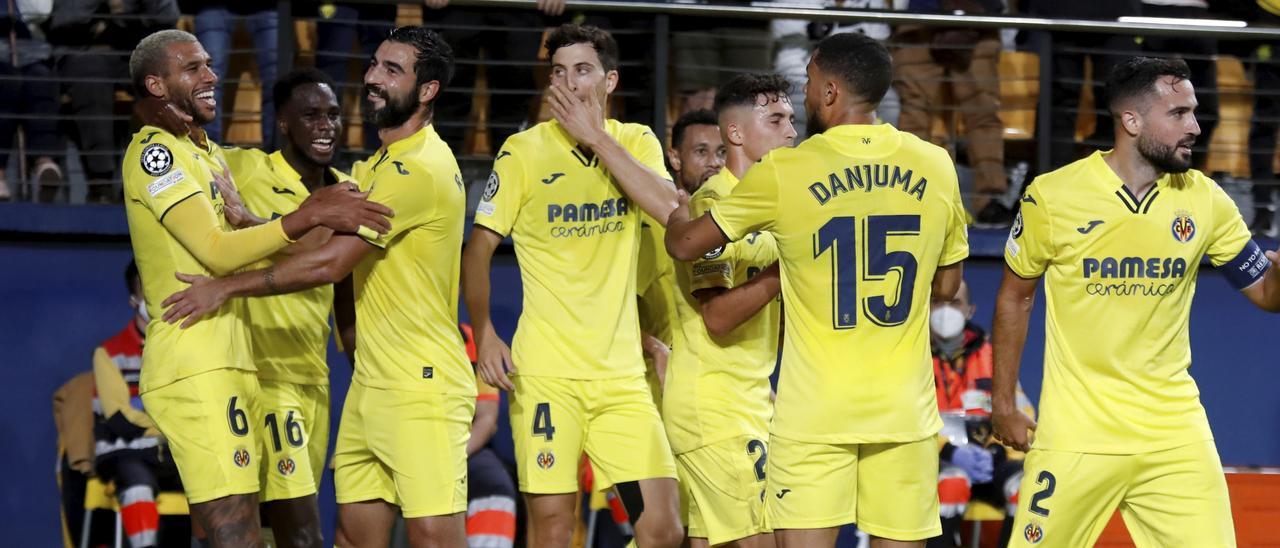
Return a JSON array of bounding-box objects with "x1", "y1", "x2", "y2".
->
[
  {"x1": 1029, "y1": 470, "x2": 1056, "y2": 517},
  {"x1": 746, "y1": 439, "x2": 767, "y2": 481},
  {"x1": 532, "y1": 402, "x2": 555, "y2": 441}
]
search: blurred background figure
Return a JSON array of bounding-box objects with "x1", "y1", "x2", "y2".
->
[
  {"x1": 183, "y1": 0, "x2": 278, "y2": 146},
  {"x1": 929, "y1": 280, "x2": 1030, "y2": 548},
  {"x1": 0, "y1": 0, "x2": 62, "y2": 202},
  {"x1": 49, "y1": 0, "x2": 178, "y2": 203}
]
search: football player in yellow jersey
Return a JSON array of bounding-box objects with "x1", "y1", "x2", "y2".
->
[
  {"x1": 160, "y1": 27, "x2": 475, "y2": 547},
  {"x1": 664, "y1": 73, "x2": 796, "y2": 548},
  {"x1": 992, "y1": 57, "x2": 1280, "y2": 548},
  {"x1": 666, "y1": 32, "x2": 969, "y2": 548},
  {"x1": 462, "y1": 24, "x2": 684, "y2": 548},
  {"x1": 123, "y1": 30, "x2": 390, "y2": 546}
]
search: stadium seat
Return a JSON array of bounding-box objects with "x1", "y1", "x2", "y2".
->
[
  {"x1": 998, "y1": 51, "x2": 1039, "y2": 141},
  {"x1": 1206, "y1": 55, "x2": 1252, "y2": 177}
]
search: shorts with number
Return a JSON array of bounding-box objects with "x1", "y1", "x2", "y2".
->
[
  {"x1": 140, "y1": 369, "x2": 261, "y2": 504},
  {"x1": 510, "y1": 374, "x2": 677, "y2": 493},
  {"x1": 258, "y1": 380, "x2": 329, "y2": 502},
  {"x1": 332, "y1": 381, "x2": 472, "y2": 518},
  {"x1": 677, "y1": 435, "x2": 769, "y2": 545},
  {"x1": 1009, "y1": 441, "x2": 1234, "y2": 548},
  {"x1": 765, "y1": 435, "x2": 940, "y2": 541}
]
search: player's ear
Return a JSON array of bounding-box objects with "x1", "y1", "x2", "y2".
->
[
  {"x1": 1120, "y1": 109, "x2": 1142, "y2": 138},
  {"x1": 823, "y1": 79, "x2": 839, "y2": 109},
  {"x1": 666, "y1": 147, "x2": 682, "y2": 173},
  {"x1": 726, "y1": 122, "x2": 745, "y2": 148},
  {"x1": 605, "y1": 70, "x2": 619, "y2": 95},
  {"x1": 418, "y1": 80, "x2": 441, "y2": 107},
  {"x1": 144, "y1": 74, "x2": 167, "y2": 100}
]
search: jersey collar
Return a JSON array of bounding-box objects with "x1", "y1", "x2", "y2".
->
[{"x1": 817, "y1": 123, "x2": 901, "y2": 157}]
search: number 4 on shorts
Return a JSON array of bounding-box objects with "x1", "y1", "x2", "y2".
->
[{"x1": 533, "y1": 402, "x2": 555, "y2": 441}]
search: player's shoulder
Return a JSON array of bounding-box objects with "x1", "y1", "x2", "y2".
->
[
  {"x1": 499, "y1": 121, "x2": 555, "y2": 155},
  {"x1": 125, "y1": 127, "x2": 193, "y2": 181},
  {"x1": 220, "y1": 145, "x2": 268, "y2": 172},
  {"x1": 895, "y1": 128, "x2": 955, "y2": 165},
  {"x1": 607, "y1": 119, "x2": 660, "y2": 145},
  {"x1": 1168, "y1": 168, "x2": 1220, "y2": 196},
  {"x1": 1022, "y1": 155, "x2": 1100, "y2": 205}
]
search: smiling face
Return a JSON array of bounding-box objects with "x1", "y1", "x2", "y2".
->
[
  {"x1": 363, "y1": 40, "x2": 425, "y2": 129},
  {"x1": 152, "y1": 40, "x2": 219, "y2": 125},
  {"x1": 549, "y1": 42, "x2": 617, "y2": 106},
  {"x1": 281, "y1": 82, "x2": 342, "y2": 165}
]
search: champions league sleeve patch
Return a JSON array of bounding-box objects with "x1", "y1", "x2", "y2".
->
[
  {"x1": 703, "y1": 245, "x2": 725, "y2": 260},
  {"x1": 1222, "y1": 239, "x2": 1270, "y2": 290},
  {"x1": 140, "y1": 143, "x2": 174, "y2": 176},
  {"x1": 476, "y1": 171, "x2": 499, "y2": 216}
]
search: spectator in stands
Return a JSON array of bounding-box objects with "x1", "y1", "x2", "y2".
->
[
  {"x1": 672, "y1": 3, "x2": 772, "y2": 113},
  {"x1": 1140, "y1": 0, "x2": 1218, "y2": 172},
  {"x1": 1246, "y1": 3, "x2": 1280, "y2": 236},
  {"x1": 1025, "y1": 0, "x2": 1141, "y2": 169},
  {"x1": 775, "y1": 0, "x2": 896, "y2": 138},
  {"x1": 893, "y1": 0, "x2": 1012, "y2": 226},
  {"x1": 314, "y1": 1, "x2": 396, "y2": 153},
  {"x1": 49, "y1": 0, "x2": 178, "y2": 203},
  {"x1": 0, "y1": 0, "x2": 63, "y2": 202},
  {"x1": 424, "y1": 0, "x2": 558, "y2": 155},
  {"x1": 929, "y1": 280, "x2": 1027, "y2": 548},
  {"x1": 91, "y1": 260, "x2": 181, "y2": 548},
  {"x1": 181, "y1": 0, "x2": 278, "y2": 146},
  {"x1": 459, "y1": 323, "x2": 518, "y2": 548}
]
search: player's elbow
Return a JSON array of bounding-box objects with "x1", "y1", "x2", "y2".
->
[
  {"x1": 700, "y1": 309, "x2": 733, "y2": 338},
  {"x1": 666, "y1": 238, "x2": 700, "y2": 262}
]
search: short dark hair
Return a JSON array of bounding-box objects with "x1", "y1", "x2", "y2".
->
[
  {"x1": 545, "y1": 24, "x2": 619, "y2": 72},
  {"x1": 811, "y1": 32, "x2": 892, "y2": 106},
  {"x1": 714, "y1": 73, "x2": 791, "y2": 114},
  {"x1": 1105, "y1": 56, "x2": 1192, "y2": 115},
  {"x1": 129, "y1": 29, "x2": 199, "y2": 95},
  {"x1": 671, "y1": 109, "x2": 718, "y2": 149},
  {"x1": 125, "y1": 260, "x2": 140, "y2": 295},
  {"x1": 386, "y1": 26, "x2": 455, "y2": 104},
  {"x1": 273, "y1": 68, "x2": 338, "y2": 113}
]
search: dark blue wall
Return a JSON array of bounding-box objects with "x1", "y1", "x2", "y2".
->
[{"x1": 1, "y1": 241, "x2": 1276, "y2": 543}]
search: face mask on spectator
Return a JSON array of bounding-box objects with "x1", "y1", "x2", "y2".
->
[
  {"x1": 135, "y1": 297, "x2": 150, "y2": 324},
  {"x1": 930, "y1": 304, "x2": 965, "y2": 341}
]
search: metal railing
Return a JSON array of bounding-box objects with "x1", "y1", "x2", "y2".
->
[{"x1": 3, "y1": 0, "x2": 1280, "y2": 232}]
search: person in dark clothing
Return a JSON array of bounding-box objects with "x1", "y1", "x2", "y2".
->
[{"x1": 48, "y1": 0, "x2": 178, "y2": 203}]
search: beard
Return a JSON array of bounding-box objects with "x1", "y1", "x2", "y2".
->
[
  {"x1": 173, "y1": 92, "x2": 212, "y2": 125},
  {"x1": 1137, "y1": 132, "x2": 1195, "y2": 174},
  {"x1": 806, "y1": 107, "x2": 827, "y2": 135},
  {"x1": 363, "y1": 84, "x2": 418, "y2": 129}
]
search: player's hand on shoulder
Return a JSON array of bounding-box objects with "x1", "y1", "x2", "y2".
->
[
  {"x1": 297, "y1": 181, "x2": 395, "y2": 235},
  {"x1": 991, "y1": 405, "x2": 1037, "y2": 453},
  {"x1": 134, "y1": 97, "x2": 193, "y2": 139},
  {"x1": 476, "y1": 335, "x2": 517, "y2": 392},
  {"x1": 161, "y1": 272, "x2": 227, "y2": 329}
]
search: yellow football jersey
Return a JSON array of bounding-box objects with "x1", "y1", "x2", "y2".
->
[
  {"x1": 1005, "y1": 150, "x2": 1261, "y2": 454},
  {"x1": 224, "y1": 148, "x2": 350, "y2": 386},
  {"x1": 474, "y1": 120, "x2": 671, "y2": 379},
  {"x1": 709, "y1": 123, "x2": 969, "y2": 444},
  {"x1": 348, "y1": 125, "x2": 473, "y2": 397},
  {"x1": 124, "y1": 127, "x2": 253, "y2": 393},
  {"x1": 664, "y1": 167, "x2": 781, "y2": 453},
  {"x1": 637, "y1": 213, "x2": 678, "y2": 346}
]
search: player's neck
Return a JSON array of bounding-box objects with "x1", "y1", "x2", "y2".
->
[
  {"x1": 726, "y1": 147, "x2": 753, "y2": 180},
  {"x1": 825, "y1": 107, "x2": 877, "y2": 129},
  {"x1": 378, "y1": 110, "x2": 431, "y2": 151},
  {"x1": 281, "y1": 146, "x2": 326, "y2": 192},
  {"x1": 1104, "y1": 144, "x2": 1161, "y2": 200}
]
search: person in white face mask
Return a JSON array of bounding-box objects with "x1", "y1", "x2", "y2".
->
[
  {"x1": 89, "y1": 260, "x2": 181, "y2": 548},
  {"x1": 930, "y1": 280, "x2": 1033, "y2": 548}
]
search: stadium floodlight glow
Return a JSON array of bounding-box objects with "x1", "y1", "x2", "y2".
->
[{"x1": 1118, "y1": 16, "x2": 1247, "y2": 28}]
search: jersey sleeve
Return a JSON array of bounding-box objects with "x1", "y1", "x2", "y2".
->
[
  {"x1": 1205, "y1": 179, "x2": 1270, "y2": 289},
  {"x1": 1206, "y1": 181, "x2": 1253, "y2": 266},
  {"x1": 359, "y1": 160, "x2": 436, "y2": 249},
  {"x1": 1004, "y1": 182, "x2": 1053, "y2": 278},
  {"x1": 940, "y1": 171, "x2": 970, "y2": 267},
  {"x1": 689, "y1": 193, "x2": 738, "y2": 291},
  {"x1": 709, "y1": 161, "x2": 780, "y2": 242},
  {"x1": 126, "y1": 133, "x2": 206, "y2": 222},
  {"x1": 473, "y1": 141, "x2": 526, "y2": 237}
]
